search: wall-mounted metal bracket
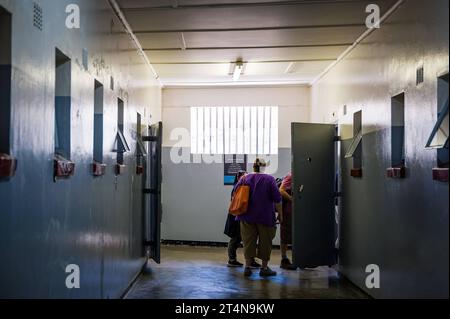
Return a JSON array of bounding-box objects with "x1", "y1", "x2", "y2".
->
[
  {"x1": 115, "y1": 164, "x2": 126, "y2": 176},
  {"x1": 0, "y1": 153, "x2": 17, "y2": 179},
  {"x1": 387, "y1": 166, "x2": 406, "y2": 179},
  {"x1": 432, "y1": 168, "x2": 449, "y2": 182},
  {"x1": 351, "y1": 168, "x2": 363, "y2": 178},
  {"x1": 54, "y1": 155, "x2": 75, "y2": 181},
  {"x1": 136, "y1": 165, "x2": 144, "y2": 175},
  {"x1": 92, "y1": 162, "x2": 107, "y2": 177}
]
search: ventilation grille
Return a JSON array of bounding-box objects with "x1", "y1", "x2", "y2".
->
[
  {"x1": 416, "y1": 66, "x2": 424, "y2": 86},
  {"x1": 33, "y1": 2, "x2": 43, "y2": 31}
]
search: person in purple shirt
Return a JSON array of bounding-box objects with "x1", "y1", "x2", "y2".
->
[
  {"x1": 235, "y1": 158, "x2": 283, "y2": 277},
  {"x1": 224, "y1": 170, "x2": 261, "y2": 269}
]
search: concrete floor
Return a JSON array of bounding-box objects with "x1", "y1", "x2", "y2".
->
[{"x1": 125, "y1": 245, "x2": 369, "y2": 299}]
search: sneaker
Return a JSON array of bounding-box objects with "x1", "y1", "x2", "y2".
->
[
  {"x1": 244, "y1": 267, "x2": 253, "y2": 277},
  {"x1": 280, "y1": 258, "x2": 297, "y2": 270},
  {"x1": 227, "y1": 260, "x2": 244, "y2": 267},
  {"x1": 250, "y1": 260, "x2": 262, "y2": 269},
  {"x1": 259, "y1": 267, "x2": 277, "y2": 277}
]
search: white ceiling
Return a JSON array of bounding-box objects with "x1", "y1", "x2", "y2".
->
[{"x1": 116, "y1": 0, "x2": 396, "y2": 86}]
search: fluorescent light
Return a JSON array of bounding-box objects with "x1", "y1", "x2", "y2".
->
[{"x1": 233, "y1": 62, "x2": 243, "y2": 81}]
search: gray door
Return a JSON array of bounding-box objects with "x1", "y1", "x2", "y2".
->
[
  {"x1": 144, "y1": 122, "x2": 163, "y2": 264},
  {"x1": 291, "y1": 123, "x2": 336, "y2": 268}
]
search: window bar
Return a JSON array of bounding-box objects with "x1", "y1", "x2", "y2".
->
[
  {"x1": 271, "y1": 106, "x2": 278, "y2": 155},
  {"x1": 217, "y1": 107, "x2": 224, "y2": 154},
  {"x1": 224, "y1": 107, "x2": 230, "y2": 154},
  {"x1": 210, "y1": 107, "x2": 217, "y2": 154},
  {"x1": 190, "y1": 107, "x2": 197, "y2": 154},
  {"x1": 197, "y1": 107, "x2": 204, "y2": 154}
]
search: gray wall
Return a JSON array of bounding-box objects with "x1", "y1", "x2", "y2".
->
[
  {"x1": 0, "y1": 0, "x2": 160, "y2": 298},
  {"x1": 311, "y1": 0, "x2": 449, "y2": 298},
  {"x1": 161, "y1": 147, "x2": 291, "y2": 244}
]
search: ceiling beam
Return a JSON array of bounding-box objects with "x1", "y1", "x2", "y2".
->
[
  {"x1": 142, "y1": 43, "x2": 352, "y2": 51},
  {"x1": 132, "y1": 23, "x2": 365, "y2": 34},
  {"x1": 150, "y1": 58, "x2": 336, "y2": 65},
  {"x1": 121, "y1": 0, "x2": 371, "y2": 10}
]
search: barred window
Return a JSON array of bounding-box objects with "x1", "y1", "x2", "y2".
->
[{"x1": 190, "y1": 106, "x2": 278, "y2": 155}]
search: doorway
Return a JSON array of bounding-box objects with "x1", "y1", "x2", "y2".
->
[
  {"x1": 0, "y1": 6, "x2": 11, "y2": 157},
  {"x1": 143, "y1": 122, "x2": 163, "y2": 263}
]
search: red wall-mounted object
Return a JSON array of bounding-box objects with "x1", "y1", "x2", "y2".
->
[
  {"x1": 432, "y1": 168, "x2": 449, "y2": 182},
  {"x1": 115, "y1": 164, "x2": 126, "y2": 176},
  {"x1": 92, "y1": 162, "x2": 107, "y2": 177},
  {"x1": 351, "y1": 168, "x2": 363, "y2": 178},
  {"x1": 387, "y1": 166, "x2": 406, "y2": 179},
  {"x1": 136, "y1": 165, "x2": 144, "y2": 175},
  {"x1": 54, "y1": 157, "x2": 75, "y2": 179},
  {"x1": 0, "y1": 153, "x2": 17, "y2": 178}
]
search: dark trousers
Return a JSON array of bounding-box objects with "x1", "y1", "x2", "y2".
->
[{"x1": 228, "y1": 235, "x2": 241, "y2": 261}]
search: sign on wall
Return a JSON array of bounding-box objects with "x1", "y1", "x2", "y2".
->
[{"x1": 224, "y1": 154, "x2": 247, "y2": 185}]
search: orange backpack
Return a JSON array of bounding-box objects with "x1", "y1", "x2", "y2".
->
[{"x1": 229, "y1": 177, "x2": 250, "y2": 216}]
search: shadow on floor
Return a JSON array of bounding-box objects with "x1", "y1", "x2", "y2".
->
[{"x1": 125, "y1": 245, "x2": 369, "y2": 299}]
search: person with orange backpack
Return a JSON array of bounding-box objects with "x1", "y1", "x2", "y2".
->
[
  {"x1": 224, "y1": 170, "x2": 261, "y2": 269},
  {"x1": 230, "y1": 159, "x2": 283, "y2": 277}
]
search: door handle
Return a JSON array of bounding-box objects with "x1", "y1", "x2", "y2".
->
[{"x1": 299, "y1": 185, "x2": 304, "y2": 193}]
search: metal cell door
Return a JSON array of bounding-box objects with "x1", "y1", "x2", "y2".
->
[
  {"x1": 291, "y1": 123, "x2": 337, "y2": 268},
  {"x1": 143, "y1": 122, "x2": 163, "y2": 263}
]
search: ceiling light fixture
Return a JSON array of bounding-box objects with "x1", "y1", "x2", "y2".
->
[{"x1": 232, "y1": 60, "x2": 244, "y2": 81}]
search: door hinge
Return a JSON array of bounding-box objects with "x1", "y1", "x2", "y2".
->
[
  {"x1": 143, "y1": 136, "x2": 158, "y2": 142},
  {"x1": 143, "y1": 240, "x2": 155, "y2": 246},
  {"x1": 144, "y1": 188, "x2": 158, "y2": 194},
  {"x1": 334, "y1": 136, "x2": 341, "y2": 142},
  {"x1": 334, "y1": 192, "x2": 343, "y2": 197}
]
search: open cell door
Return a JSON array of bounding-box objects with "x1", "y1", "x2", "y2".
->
[
  {"x1": 291, "y1": 123, "x2": 337, "y2": 268},
  {"x1": 143, "y1": 122, "x2": 163, "y2": 263}
]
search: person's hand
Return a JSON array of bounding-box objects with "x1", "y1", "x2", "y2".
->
[{"x1": 277, "y1": 213, "x2": 283, "y2": 224}]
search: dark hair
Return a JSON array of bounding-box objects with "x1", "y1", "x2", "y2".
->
[
  {"x1": 234, "y1": 170, "x2": 247, "y2": 185},
  {"x1": 253, "y1": 158, "x2": 266, "y2": 173}
]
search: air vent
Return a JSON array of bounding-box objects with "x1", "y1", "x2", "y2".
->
[
  {"x1": 82, "y1": 48, "x2": 88, "y2": 71},
  {"x1": 416, "y1": 66, "x2": 424, "y2": 86},
  {"x1": 33, "y1": 2, "x2": 43, "y2": 31}
]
